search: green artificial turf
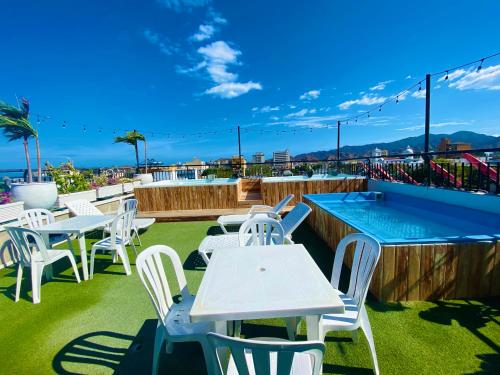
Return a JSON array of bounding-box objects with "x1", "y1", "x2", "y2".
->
[{"x1": 0, "y1": 221, "x2": 498, "y2": 374}]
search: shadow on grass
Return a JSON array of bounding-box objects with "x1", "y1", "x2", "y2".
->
[
  {"x1": 183, "y1": 250, "x2": 206, "y2": 271},
  {"x1": 419, "y1": 299, "x2": 500, "y2": 351},
  {"x1": 53, "y1": 319, "x2": 206, "y2": 375},
  {"x1": 206, "y1": 226, "x2": 225, "y2": 236}
]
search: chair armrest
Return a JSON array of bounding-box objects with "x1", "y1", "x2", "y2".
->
[
  {"x1": 249, "y1": 205, "x2": 274, "y2": 213},
  {"x1": 249, "y1": 210, "x2": 281, "y2": 220}
]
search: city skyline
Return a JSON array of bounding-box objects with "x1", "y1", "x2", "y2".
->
[{"x1": 1, "y1": 0, "x2": 500, "y2": 168}]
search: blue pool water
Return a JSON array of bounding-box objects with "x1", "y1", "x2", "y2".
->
[{"x1": 304, "y1": 192, "x2": 500, "y2": 244}]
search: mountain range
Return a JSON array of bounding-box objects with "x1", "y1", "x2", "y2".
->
[{"x1": 294, "y1": 131, "x2": 500, "y2": 160}]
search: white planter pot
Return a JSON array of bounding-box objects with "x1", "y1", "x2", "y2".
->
[
  {"x1": 10, "y1": 182, "x2": 58, "y2": 209},
  {"x1": 122, "y1": 181, "x2": 140, "y2": 193},
  {"x1": 133, "y1": 173, "x2": 154, "y2": 185},
  {"x1": 96, "y1": 184, "x2": 123, "y2": 199},
  {"x1": 56, "y1": 189, "x2": 97, "y2": 208},
  {"x1": 0, "y1": 201, "x2": 24, "y2": 223}
]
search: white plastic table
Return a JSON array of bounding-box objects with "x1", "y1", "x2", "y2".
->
[
  {"x1": 37, "y1": 215, "x2": 115, "y2": 281},
  {"x1": 190, "y1": 244, "x2": 344, "y2": 341}
]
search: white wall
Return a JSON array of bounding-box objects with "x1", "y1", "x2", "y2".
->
[{"x1": 368, "y1": 180, "x2": 500, "y2": 215}]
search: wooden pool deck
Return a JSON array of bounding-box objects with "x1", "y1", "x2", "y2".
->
[{"x1": 138, "y1": 206, "x2": 294, "y2": 222}]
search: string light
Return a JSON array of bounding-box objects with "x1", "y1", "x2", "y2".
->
[
  {"x1": 445, "y1": 71, "x2": 449, "y2": 80},
  {"x1": 477, "y1": 58, "x2": 484, "y2": 72},
  {"x1": 62, "y1": 121, "x2": 66, "y2": 129},
  {"x1": 418, "y1": 82, "x2": 422, "y2": 91}
]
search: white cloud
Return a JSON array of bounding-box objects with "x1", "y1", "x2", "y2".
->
[
  {"x1": 253, "y1": 106, "x2": 280, "y2": 113},
  {"x1": 288, "y1": 104, "x2": 296, "y2": 109},
  {"x1": 156, "y1": 0, "x2": 211, "y2": 12},
  {"x1": 285, "y1": 109, "x2": 310, "y2": 118},
  {"x1": 369, "y1": 80, "x2": 393, "y2": 91},
  {"x1": 411, "y1": 89, "x2": 426, "y2": 99},
  {"x1": 196, "y1": 41, "x2": 240, "y2": 83},
  {"x1": 207, "y1": 8, "x2": 227, "y2": 24},
  {"x1": 300, "y1": 90, "x2": 321, "y2": 100},
  {"x1": 190, "y1": 24, "x2": 215, "y2": 42},
  {"x1": 205, "y1": 82, "x2": 262, "y2": 99},
  {"x1": 143, "y1": 29, "x2": 177, "y2": 55},
  {"x1": 338, "y1": 94, "x2": 387, "y2": 110},
  {"x1": 405, "y1": 75, "x2": 412, "y2": 80},
  {"x1": 396, "y1": 121, "x2": 471, "y2": 131},
  {"x1": 448, "y1": 65, "x2": 500, "y2": 91}
]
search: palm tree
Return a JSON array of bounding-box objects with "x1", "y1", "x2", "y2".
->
[
  {"x1": 114, "y1": 130, "x2": 145, "y2": 173},
  {"x1": 0, "y1": 100, "x2": 38, "y2": 183}
]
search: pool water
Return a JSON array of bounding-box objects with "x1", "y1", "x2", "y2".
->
[
  {"x1": 304, "y1": 192, "x2": 500, "y2": 244},
  {"x1": 262, "y1": 174, "x2": 356, "y2": 182},
  {"x1": 145, "y1": 178, "x2": 239, "y2": 187}
]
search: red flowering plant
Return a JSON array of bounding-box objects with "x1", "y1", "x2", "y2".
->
[{"x1": 0, "y1": 192, "x2": 12, "y2": 205}]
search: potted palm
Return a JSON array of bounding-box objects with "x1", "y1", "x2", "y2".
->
[
  {"x1": 115, "y1": 130, "x2": 152, "y2": 184},
  {"x1": 0, "y1": 99, "x2": 57, "y2": 209}
]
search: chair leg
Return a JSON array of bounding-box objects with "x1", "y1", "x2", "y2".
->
[
  {"x1": 66, "y1": 252, "x2": 81, "y2": 283},
  {"x1": 352, "y1": 329, "x2": 359, "y2": 343},
  {"x1": 89, "y1": 248, "x2": 97, "y2": 279},
  {"x1": 65, "y1": 235, "x2": 74, "y2": 253},
  {"x1": 152, "y1": 322, "x2": 166, "y2": 375},
  {"x1": 31, "y1": 265, "x2": 43, "y2": 304},
  {"x1": 200, "y1": 339, "x2": 216, "y2": 375},
  {"x1": 117, "y1": 245, "x2": 132, "y2": 275},
  {"x1": 134, "y1": 227, "x2": 142, "y2": 246},
  {"x1": 219, "y1": 223, "x2": 228, "y2": 234},
  {"x1": 130, "y1": 240, "x2": 138, "y2": 257},
  {"x1": 15, "y1": 264, "x2": 23, "y2": 302},
  {"x1": 360, "y1": 306, "x2": 379, "y2": 375}
]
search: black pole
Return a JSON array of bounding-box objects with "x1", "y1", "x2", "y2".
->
[
  {"x1": 424, "y1": 74, "x2": 431, "y2": 185},
  {"x1": 337, "y1": 121, "x2": 341, "y2": 168},
  {"x1": 237, "y1": 125, "x2": 242, "y2": 175}
]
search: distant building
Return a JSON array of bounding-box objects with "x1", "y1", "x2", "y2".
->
[
  {"x1": 438, "y1": 138, "x2": 471, "y2": 156},
  {"x1": 273, "y1": 150, "x2": 291, "y2": 169},
  {"x1": 252, "y1": 152, "x2": 265, "y2": 164}
]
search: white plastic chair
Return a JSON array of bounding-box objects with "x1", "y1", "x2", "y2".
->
[
  {"x1": 136, "y1": 245, "x2": 213, "y2": 375},
  {"x1": 89, "y1": 209, "x2": 136, "y2": 278},
  {"x1": 238, "y1": 217, "x2": 285, "y2": 246},
  {"x1": 217, "y1": 194, "x2": 294, "y2": 234},
  {"x1": 207, "y1": 332, "x2": 325, "y2": 375},
  {"x1": 65, "y1": 199, "x2": 103, "y2": 216},
  {"x1": 6, "y1": 226, "x2": 81, "y2": 304},
  {"x1": 18, "y1": 208, "x2": 74, "y2": 251},
  {"x1": 321, "y1": 233, "x2": 381, "y2": 375},
  {"x1": 199, "y1": 203, "x2": 311, "y2": 265},
  {"x1": 118, "y1": 199, "x2": 155, "y2": 246}
]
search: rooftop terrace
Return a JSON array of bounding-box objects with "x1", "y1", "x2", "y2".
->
[{"x1": 1, "y1": 221, "x2": 498, "y2": 374}]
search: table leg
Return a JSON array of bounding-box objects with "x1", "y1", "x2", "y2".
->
[
  {"x1": 306, "y1": 315, "x2": 323, "y2": 372},
  {"x1": 78, "y1": 234, "x2": 89, "y2": 281}
]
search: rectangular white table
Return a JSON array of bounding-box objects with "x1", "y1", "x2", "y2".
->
[
  {"x1": 37, "y1": 215, "x2": 115, "y2": 281},
  {"x1": 190, "y1": 244, "x2": 344, "y2": 341}
]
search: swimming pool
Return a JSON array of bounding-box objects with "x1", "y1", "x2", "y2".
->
[
  {"x1": 144, "y1": 178, "x2": 239, "y2": 187},
  {"x1": 303, "y1": 191, "x2": 500, "y2": 301},
  {"x1": 304, "y1": 192, "x2": 500, "y2": 244}
]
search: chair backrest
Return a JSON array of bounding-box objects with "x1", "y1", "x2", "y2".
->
[
  {"x1": 331, "y1": 233, "x2": 381, "y2": 310},
  {"x1": 18, "y1": 208, "x2": 55, "y2": 229},
  {"x1": 279, "y1": 203, "x2": 312, "y2": 237},
  {"x1": 65, "y1": 199, "x2": 103, "y2": 216},
  {"x1": 136, "y1": 245, "x2": 190, "y2": 323},
  {"x1": 117, "y1": 198, "x2": 138, "y2": 215},
  {"x1": 239, "y1": 217, "x2": 284, "y2": 246},
  {"x1": 6, "y1": 226, "x2": 50, "y2": 265},
  {"x1": 109, "y1": 209, "x2": 135, "y2": 246},
  {"x1": 270, "y1": 194, "x2": 294, "y2": 215},
  {"x1": 207, "y1": 333, "x2": 325, "y2": 375}
]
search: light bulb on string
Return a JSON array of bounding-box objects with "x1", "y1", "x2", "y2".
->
[
  {"x1": 379, "y1": 106, "x2": 382, "y2": 112},
  {"x1": 445, "y1": 71, "x2": 449, "y2": 80},
  {"x1": 396, "y1": 96, "x2": 399, "y2": 104},
  {"x1": 418, "y1": 82, "x2": 422, "y2": 91},
  {"x1": 62, "y1": 121, "x2": 66, "y2": 129},
  {"x1": 477, "y1": 58, "x2": 484, "y2": 72}
]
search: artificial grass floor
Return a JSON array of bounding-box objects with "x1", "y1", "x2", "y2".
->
[{"x1": 0, "y1": 221, "x2": 498, "y2": 374}]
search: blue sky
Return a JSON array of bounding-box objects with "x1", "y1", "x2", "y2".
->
[{"x1": 1, "y1": 0, "x2": 499, "y2": 168}]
